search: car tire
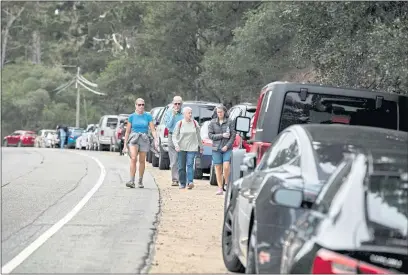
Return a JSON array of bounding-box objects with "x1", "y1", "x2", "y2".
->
[
  {"x1": 194, "y1": 168, "x2": 203, "y2": 179},
  {"x1": 3, "y1": 140, "x2": 8, "y2": 147},
  {"x1": 222, "y1": 203, "x2": 245, "y2": 273},
  {"x1": 158, "y1": 145, "x2": 169, "y2": 170},
  {"x1": 209, "y1": 165, "x2": 218, "y2": 186},
  {"x1": 246, "y1": 220, "x2": 257, "y2": 274},
  {"x1": 152, "y1": 153, "x2": 159, "y2": 167}
]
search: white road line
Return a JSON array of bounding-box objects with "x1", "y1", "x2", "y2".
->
[{"x1": 1, "y1": 151, "x2": 107, "y2": 274}]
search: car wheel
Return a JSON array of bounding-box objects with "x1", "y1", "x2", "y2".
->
[
  {"x1": 194, "y1": 168, "x2": 203, "y2": 179},
  {"x1": 3, "y1": 140, "x2": 8, "y2": 147},
  {"x1": 17, "y1": 141, "x2": 22, "y2": 147},
  {"x1": 209, "y1": 165, "x2": 218, "y2": 186},
  {"x1": 246, "y1": 220, "x2": 257, "y2": 274},
  {"x1": 222, "y1": 203, "x2": 245, "y2": 273},
  {"x1": 158, "y1": 146, "x2": 169, "y2": 170},
  {"x1": 152, "y1": 153, "x2": 159, "y2": 167}
]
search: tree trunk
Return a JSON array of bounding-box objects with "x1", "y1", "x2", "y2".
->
[
  {"x1": 31, "y1": 30, "x2": 41, "y2": 64},
  {"x1": 1, "y1": 6, "x2": 25, "y2": 68}
]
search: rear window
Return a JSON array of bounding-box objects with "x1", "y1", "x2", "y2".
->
[
  {"x1": 184, "y1": 104, "x2": 216, "y2": 124},
  {"x1": 279, "y1": 92, "x2": 398, "y2": 132},
  {"x1": 365, "y1": 174, "x2": 408, "y2": 247},
  {"x1": 106, "y1": 117, "x2": 118, "y2": 127},
  {"x1": 24, "y1": 132, "x2": 36, "y2": 137}
]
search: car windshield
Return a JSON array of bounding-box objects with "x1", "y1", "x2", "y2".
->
[
  {"x1": 365, "y1": 173, "x2": 408, "y2": 247},
  {"x1": 279, "y1": 92, "x2": 399, "y2": 132},
  {"x1": 183, "y1": 104, "x2": 216, "y2": 124}
]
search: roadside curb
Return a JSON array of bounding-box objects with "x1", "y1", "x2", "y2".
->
[{"x1": 138, "y1": 167, "x2": 162, "y2": 274}]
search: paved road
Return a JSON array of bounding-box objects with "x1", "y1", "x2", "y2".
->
[{"x1": 1, "y1": 147, "x2": 159, "y2": 273}]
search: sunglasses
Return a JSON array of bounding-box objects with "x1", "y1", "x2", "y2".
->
[
  {"x1": 137, "y1": 103, "x2": 145, "y2": 106},
  {"x1": 174, "y1": 103, "x2": 181, "y2": 105}
]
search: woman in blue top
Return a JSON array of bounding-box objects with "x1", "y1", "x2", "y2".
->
[{"x1": 123, "y1": 98, "x2": 157, "y2": 188}]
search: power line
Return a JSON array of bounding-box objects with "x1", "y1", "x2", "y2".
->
[{"x1": 53, "y1": 66, "x2": 106, "y2": 127}]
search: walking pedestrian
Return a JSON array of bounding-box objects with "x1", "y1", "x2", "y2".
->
[
  {"x1": 172, "y1": 107, "x2": 203, "y2": 189},
  {"x1": 208, "y1": 105, "x2": 236, "y2": 195},
  {"x1": 163, "y1": 96, "x2": 184, "y2": 186},
  {"x1": 123, "y1": 98, "x2": 157, "y2": 188},
  {"x1": 58, "y1": 125, "x2": 67, "y2": 149}
]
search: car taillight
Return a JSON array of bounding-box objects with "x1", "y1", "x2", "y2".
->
[
  {"x1": 202, "y1": 138, "x2": 212, "y2": 145},
  {"x1": 100, "y1": 130, "x2": 104, "y2": 136},
  {"x1": 312, "y1": 249, "x2": 391, "y2": 274},
  {"x1": 164, "y1": 128, "x2": 169, "y2": 138}
]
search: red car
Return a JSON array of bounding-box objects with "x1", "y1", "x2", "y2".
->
[{"x1": 3, "y1": 130, "x2": 37, "y2": 147}]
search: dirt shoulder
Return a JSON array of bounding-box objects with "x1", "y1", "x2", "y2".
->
[{"x1": 147, "y1": 164, "x2": 227, "y2": 273}]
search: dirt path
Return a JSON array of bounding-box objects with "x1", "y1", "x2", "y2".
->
[{"x1": 147, "y1": 164, "x2": 228, "y2": 273}]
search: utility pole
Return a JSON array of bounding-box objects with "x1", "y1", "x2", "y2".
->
[
  {"x1": 53, "y1": 65, "x2": 106, "y2": 128},
  {"x1": 75, "y1": 66, "x2": 80, "y2": 127}
]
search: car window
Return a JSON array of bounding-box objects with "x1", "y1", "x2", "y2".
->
[
  {"x1": 279, "y1": 92, "x2": 399, "y2": 133},
  {"x1": 365, "y1": 174, "x2": 408, "y2": 247},
  {"x1": 228, "y1": 108, "x2": 241, "y2": 121},
  {"x1": 13, "y1": 132, "x2": 21, "y2": 136},
  {"x1": 24, "y1": 132, "x2": 36, "y2": 137},
  {"x1": 255, "y1": 90, "x2": 273, "y2": 133},
  {"x1": 106, "y1": 117, "x2": 118, "y2": 128},
  {"x1": 258, "y1": 131, "x2": 300, "y2": 170},
  {"x1": 183, "y1": 104, "x2": 216, "y2": 124},
  {"x1": 313, "y1": 160, "x2": 353, "y2": 214}
]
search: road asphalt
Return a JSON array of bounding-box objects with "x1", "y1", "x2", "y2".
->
[{"x1": 1, "y1": 147, "x2": 159, "y2": 273}]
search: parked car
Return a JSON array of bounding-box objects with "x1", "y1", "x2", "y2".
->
[
  {"x1": 280, "y1": 146, "x2": 408, "y2": 274},
  {"x1": 144, "y1": 107, "x2": 164, "y2": 161},
  {"x1": 230, "y1": 81, "x2": 408, "y2": 183},
  {"x1": 221, "y1": 124, "x2": 408, "y2": 273},
  {"x1": 44, "y1": 130, "x2": 56, "y2": 148},
  {"x1": 88, "y1": 126, "x2": 99, "y2": 150},
  {"x1": 34, "y1": 129, "x2": 55, "y2": 148},
  {"x1": 67, "y1": 128, "x2": 84, "y2": 149},
  {"x1": 96, "y1": 115, "x2": 119, "y2": 151},
  {"x1": 153, "y1": 101, "x2": 218, "y2": 170},
  {"x1": 193, "y1": 120, "x2": 213, "y2": 179},
  {"x1": 3, "y1": 130, "x2": 37, "y2": 147}
]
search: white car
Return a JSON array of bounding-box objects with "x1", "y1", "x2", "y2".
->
[
  {"x1": 95, "y1": 115, "x2": 119, "y2": 151},
  {"x1": 75, "y1": 132, "x2": 88, "y2": 150}
]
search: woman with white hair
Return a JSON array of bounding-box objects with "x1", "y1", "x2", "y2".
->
[{"x1": 172, "y1": 107, "x2": 203, "y2": 189}]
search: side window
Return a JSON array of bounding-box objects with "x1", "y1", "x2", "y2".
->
[
  {"x1": 255, "y1": 90, "x2": 273, "y2": 132},
  {"x1": 313, "y1": 160, "x2": 353, "y2": 214},
  {"x1": 13, "y1": 132, "x2": 21, "y2": 136},
  {"x1": 265, "y1": 132, "x2": 299, "y2": 169}
]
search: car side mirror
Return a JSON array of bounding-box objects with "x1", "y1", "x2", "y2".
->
[
  {"x1": 271, "y1": 187, "x2": 303, "y2": 208},
  {"x1": 235, "y1": 116, "x2": 251, "y2": 133},
  {"x1": 240, "y1": 152, "x2": 257, "y2": 172}
]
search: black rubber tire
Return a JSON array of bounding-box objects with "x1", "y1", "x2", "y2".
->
[
  {"x1": 209, "y1": 165, "x2": 218, "y2": 186},
  {"x1": 158, "y1": 149, "x2": 169, "y2": 170},
  {"x1": 246, "y1": 220, "x2": 257, "y2": 274},
  {"x1": 222, "y1": 203, "x2": 245, "y2": 273},
  {"x1": 152, "y1": 153, "x2": 159, "y2": 167},
  {"x1": 194, "y1": 168, "x2": 203, "y2": 179}
]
